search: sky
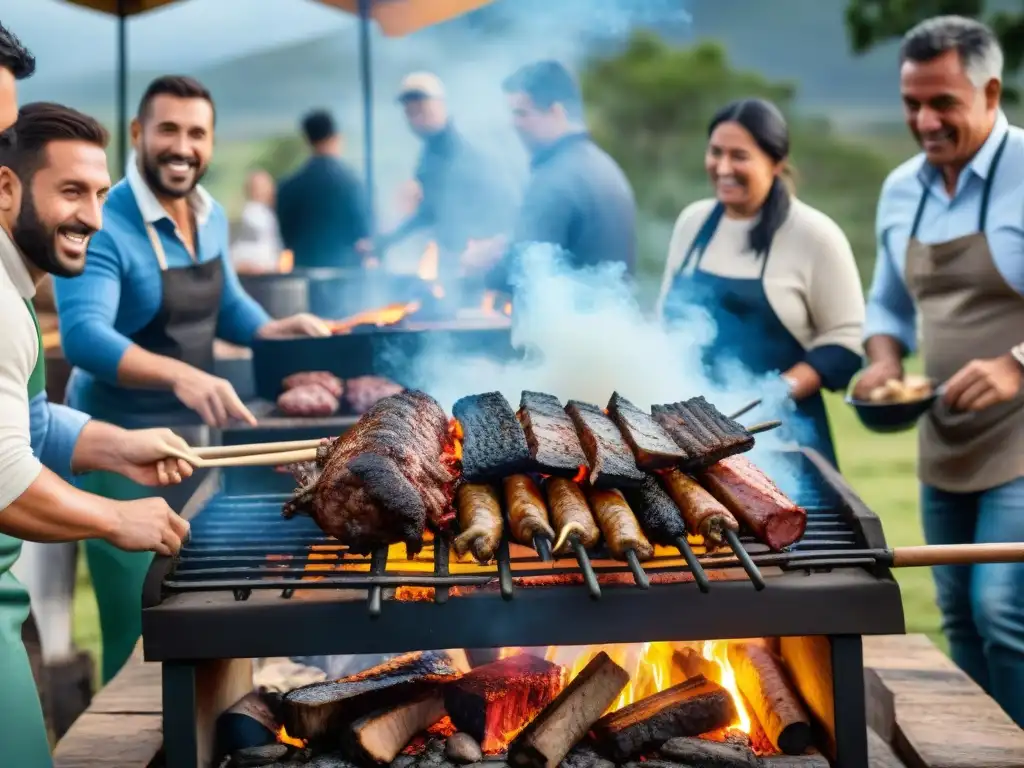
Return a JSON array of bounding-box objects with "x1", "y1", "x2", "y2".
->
[{"x1": 5, "y1": 0, "x2": 357, "y2": 85}]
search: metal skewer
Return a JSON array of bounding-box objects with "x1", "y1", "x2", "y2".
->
[
  {"x1": 744, "y1": 420, "x2": 782, "y2": 436},
  {"x1": 723, "y1": 528, "x2": 765, "y2": 590},
  {"x1": 497, "y1": 537, "x2": 514, "y2": 600},
  {"x1": 367, "y1": 547, "x2": 388, "y2": 616},
  {"x1": 569, "y1": 535, "x2": 601, "y2": 599},
  {"x1": 533, "y1": 534, "x2": 554, "y2": 562},
  {"x1": 673, "y1": 536, "x2": 711, "y2": 592},
  {"x1": 728, "y1": 399, "x2": 762, "y2": 421},
  {"x1": 624, "y1": 549, "x2": 650, "y2": 589},
  {"x1": 433, "y1": 537, "x2": 450, "y2": 604}
]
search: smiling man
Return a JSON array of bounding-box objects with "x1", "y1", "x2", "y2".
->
[
  {"x1": 52, "y1": 75, "x2": 330, "y2": 683},
  {"x1": 854, "y1": 16, "x2": 1024, "y2": 726}
]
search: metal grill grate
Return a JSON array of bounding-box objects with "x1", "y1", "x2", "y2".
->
[{"x1": 160, "y1": 452, "x2": 880, "y2": 616}]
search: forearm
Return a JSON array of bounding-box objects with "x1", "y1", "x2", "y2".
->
[
  {"x1": 864, "y1": 334, "x2": 906, "y2": 367},
  {"x1": 116, "y1": 344, "x2": 196, "y2": 390},
  {"x1": 70, "y1": 419, "x2": 130, "y2": 475},
  {"x1": 782, "y1": 362, "x2": 823, "y2": 401},
  {"x1": 0, "y1": 466, "x2": 117, "y2": 543}
]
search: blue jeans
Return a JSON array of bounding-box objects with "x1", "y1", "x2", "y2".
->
[{"x1": 921, "y1": 477, "x2": 1024, "y2": 727}]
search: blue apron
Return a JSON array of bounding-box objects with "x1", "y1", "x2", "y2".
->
[{"x1": 662, "y1": 202, "x2": 838, "y2": 466}]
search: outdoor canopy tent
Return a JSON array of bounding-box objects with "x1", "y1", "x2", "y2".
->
[{"x1": 61, "y1": 0, "x2": 495, "y2": 229}]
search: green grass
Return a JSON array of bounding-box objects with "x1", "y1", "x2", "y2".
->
[{"x1": 69, "y1": 391, "x2": 944, "y2": 668}]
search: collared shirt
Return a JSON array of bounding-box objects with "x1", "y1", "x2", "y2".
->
[
  {"x1": 53, "y1": 155, "x2": 271, "y2": 416},
  {"x1": 865, "y1": 111, "x2": 1024, "y2": 352},
  {"x1": 0, "y1": 228, "x2": 88, "y2": 511}
]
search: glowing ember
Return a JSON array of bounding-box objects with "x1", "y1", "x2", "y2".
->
[
  {"x1": 571, "y1": 465, "x2": 587, "y2": 483},
  {"x1": 277, "y1": 725, "x2": 305, "y2": 748}
]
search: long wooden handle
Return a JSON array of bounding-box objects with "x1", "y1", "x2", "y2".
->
[
  {"x1": 192, "y1": 439, "x2": 324, "y2": 459},
  {"x1": 168, "y1": 447, "x2": 319, "y2": 468},
  {"x1": 745, "y1": 420, "x2": 782, "y2": 436},
  {"x1": 891, "y1": 543, "x2": 1024, "y2": 567}
]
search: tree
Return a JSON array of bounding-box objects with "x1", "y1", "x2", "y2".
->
[{"x1": 845, "y1": 0, "x2": 1024, "y2": 99}]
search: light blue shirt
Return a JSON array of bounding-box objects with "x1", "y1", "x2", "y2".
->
[
  {"x1": 864, "y1": 111, "x2": 1024, "y2": 353},
  {"x1": 29, "y1": 393, "x2": 89, "y2": 479}
]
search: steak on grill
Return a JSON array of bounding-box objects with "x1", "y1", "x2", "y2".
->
[
  {"x1": 277, "y1": 384, "x2": 340, "y2": 417},
  {"x1": 651, "y1": 397, "x2": 753, "y2": 470},
  {"x1": 282, "y1": 390, "x2": 456, "y2": 554},
  {"x1": 282, "y1": 371, "x2": 345, "y2": 399},
  {"x1": 345, "y1": 376, "x2": 405, "y2": 415}
]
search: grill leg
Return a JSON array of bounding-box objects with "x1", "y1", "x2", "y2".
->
[
  {"x1": 830, "y1": 635, "x2": 868, "y2": 768},
  {"x1": 163, "y1": 662, "x2": 199, "y2": 768}
]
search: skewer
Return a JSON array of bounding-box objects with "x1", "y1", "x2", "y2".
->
[
  {"x1": 728, "y1": 399, "x2": 762, "y2": 421},
  {"x1": 433, "y1": 536, "x2": 450, "y2": 604},
  {"x1": 497, "y1": 537, "x2": 514, "y2": 600},
  {"x1": 723, "y1": 528, "x2": 765, "y2": 590},
  {"x1": 533, "y1": 534, "x2": 554, "y2": 562},
  {"x1": 745, "y1": 420, "x2": 782, "y2": 436},
  {"x1": 367, "y1": 548, "x2": 388, "y2": 617},
  {"x1": 568, "y1": 536, "x2": 601, "y2": 599},
  {"x1": 673, "y1": 536, "x2": 711, "y2": 593},
  {"x1": 624, "y1": 549, "x2": 650, "y2": 589},
  {"x1": 191, "y1": 439, "x2": 325, "y2": 459}
]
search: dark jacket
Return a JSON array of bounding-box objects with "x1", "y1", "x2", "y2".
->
[
  {"x1": 377, "y1": 124, "x2": 517, "y2": 271},
  {"x1": 513, "y1": 132, "x2": 636, "y2": 272},
  {"x1": 276, "y1": 155, "x2": 369, "y2": 269}
]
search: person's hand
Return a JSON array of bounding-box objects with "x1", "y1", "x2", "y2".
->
[
  {"x1": 851, "y1": 359, "x2": 904, "y2": 400},
  {"x1": 105, "y1": 497, "x2": 190, "y2": 556},
  {"x1": 258, "y1": 313, "x2": 332, "y2": 339},
  {"x1": 110, "y1": 428, "x2": 196, "y2": 487},
  {"x1": 943, "y1": 353, "x2": 1023, "y2": 412},
  {"x1": 172, "y1": 367, "x2": 258, "y2": 428},
  {"x1": 460, "y1": 236, "x2": 507, "y2": 273}
]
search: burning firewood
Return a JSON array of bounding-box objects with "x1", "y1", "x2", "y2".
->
[
  {"x1": 281, "y1": 651, "x2": 462, "y2": 744},
  {"x1": 560, "y1": 744, "x2": 615, "y2": 768},
  {"x1": 518, "y1": 391, "x2": 589, "y2": 478},
  {"x1": 444, "y1": 655, "x2": 564, "y2": 753},
  {"x1": 727, "y1": 643, "x2": 812, "y2": 756},
  {"x1": 453, "y1": 484, "x2": 504, "y2": 564},
  {"x1": 605, "y1": 392, "x2": 687, "y2": 470},
  {"x1": 659, "y1": 736, "x2": 758, "y2": 767},
  {"x1": 658, "y1": 469, "x2": 739, "y2": 547},
  {"x1": 453, "y1": 391, "x2": 532, "y2": 481},
  {"x1": 672, "y1": 648, "x2": 722, "y2": 685},
  {"x1": 651, "y1": 397, "x2": 753, "y2": 470},
  {"x1": 591, "y1": 674, "x2": 738, "y2": 760},
  {"x1": 508, "y1": 651, "x2": 629, "y2": 768},
  {"x1": 564, "y1": 400, "x2": 645, "y2": 488},
  {"x1": 757, "y1": 751, "x2": 830, "y2": 767},
  {"x1": 346, "y1": 690, "x2": 447, "y2": 764},
  {"x1": 699, "y1": 456, "x2": 807, "y2": 552}
]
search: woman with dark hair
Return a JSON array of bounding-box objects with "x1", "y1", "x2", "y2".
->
[{"x1": 656, "y1": 98, "x2": 865, "y2": 466}]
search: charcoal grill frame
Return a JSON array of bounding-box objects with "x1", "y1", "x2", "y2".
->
[{"x1": 143, "y1": 447, "x2": 901, "y2": 768}]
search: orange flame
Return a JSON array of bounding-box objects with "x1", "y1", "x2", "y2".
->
[
  {"x1": 331, "y1": 301, "x2": 420, "y2": 334},
  {"x1": 571, "y1": 465, "x2": 587, "y2": 483},
  {"x1": 277, "y1": 725, "x2": 305, "y2": 748}
]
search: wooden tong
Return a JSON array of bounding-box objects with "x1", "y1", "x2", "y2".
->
[{"x1": 168, "y1": 439, "x2": 323, "y2": 468}]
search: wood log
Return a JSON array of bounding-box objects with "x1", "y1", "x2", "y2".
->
[
  {"x1": 659, "y1": 735, "x2": 757, "y2": 767},
  {"x1": 282, "y1": 651, "x2": 462, "y2": 743},
  {"x1": 756, "y1": 749, "x2": 829, "y2": 768},
  {"x1": 673, "y1": 648, "x2": 722, "y2": 685},
  {"x1": 508, "y1": 652, "x2": 629, "y2": 768},
  {"x1": 559, "y1": 744, "x2": 615, "y2": 768},
  {"x1": 346, "y1": 690, "x2": 447, "y2": 764},
  {"x1": 591, "y1": 675, "x2": 738, "y2": 760},
  {"x1": 727, "y1": 643, "x2": 811, "y2": 756},
  {"x1": 443, "y1": 655, "x2": 565, "y2": 753}
]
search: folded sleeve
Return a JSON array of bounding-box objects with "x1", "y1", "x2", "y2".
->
[
  {"x1": 53, "y1": 229, "x2": 134, "y2": 382},
  {"x1": 29, "y1": 393, "x2": 90, "y2": 479},
  {"x1": 0, "y1": 312, "x2": 43, "y2": 510}
]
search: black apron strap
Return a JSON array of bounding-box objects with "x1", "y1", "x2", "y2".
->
[{"x1": 677, "y1": 202, "x2": 725, "y2": 276}]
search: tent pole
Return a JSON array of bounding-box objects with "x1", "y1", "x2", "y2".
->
[
  {"x1": 358, "y1": 0, "x2": 375, "y2": 235},
  {"x1": 117, "y1": 0, "x2": 127, "y2": 179}
]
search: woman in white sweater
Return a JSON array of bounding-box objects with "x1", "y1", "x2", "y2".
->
[{"x1": 656, "y1": 98, "x2": 865, "y2": 466}]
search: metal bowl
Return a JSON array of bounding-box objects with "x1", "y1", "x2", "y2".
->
[{"x1": 845, "y1": 386, "x2": 941, "y2": 434}]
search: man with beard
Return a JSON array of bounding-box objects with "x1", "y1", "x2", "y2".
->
[
  {"x1": 358, "y1": 72, "x2": 516, "y2": 288},
  {"x1": 52, "y1": 75, "x2": 329, "y2": 682},
  {"x1": 463, "y1": 60, "x2": 636, "y2": 283},
  {"x1": 0, "y1": 98, "x2": 193, "y2": 765},
  {"x1": 853, "y1": 16, "x2": 1024, "y2": 726}
]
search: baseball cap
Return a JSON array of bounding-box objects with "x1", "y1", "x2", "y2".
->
[{"x1": 398, "y1": 72, "x2": 445, "y2": 102}]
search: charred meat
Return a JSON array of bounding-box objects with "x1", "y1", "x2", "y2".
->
[
  {"x1": 453, "y1": 392, "x2": 531, "y2": 481},
  {"x1": 606, "y1": 392, "x2": 687, "y2": 470},
  {"x1": 345, "y1": 376, "x2": 405, "y2": 415},
  {"x1": 622, "y1": 476, "x2": 687, "y2": 546},
  {"x1": 564, "y1": 400, "x2": 645, "y2": 488},
  {"x1": 518, "y1": 391, "x2": 589, "y2": 478},
  {"x1": 659, "y1": 468, "x2": 739, "y2": 547},
  {"x1": 652, "y1": 397, "x2": 753, "y2": 470}
]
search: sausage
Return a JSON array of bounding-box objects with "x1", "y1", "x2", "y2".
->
[
  {"x1": 659, "y1": 468, "x2": 738, "y2": 546},
  {"x1": 699, "y1": 455, "x2": 807, "y2": 551},
  {"x1": 545, "y1": 477, "x2": 601, "y2": 554},
  {"x1": 502, "y1": 474, "x2": 555, "y2": 544},
  {"x1": 453, "y1": 483, "x2": 504, "y2": 564},
  {"x1": 585, "y1": 487, "x2": 654, "y2": 560}
]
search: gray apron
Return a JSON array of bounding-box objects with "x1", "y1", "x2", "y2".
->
[{"x1": 906, "y1": 132, "x2": 1024, "y2": 492}]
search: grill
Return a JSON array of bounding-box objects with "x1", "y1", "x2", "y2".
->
[{"x1": 142, "y1": 447, "x2": 904, "y2": 768}]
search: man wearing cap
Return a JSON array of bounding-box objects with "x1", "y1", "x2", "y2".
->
[
  {"x1": 276, "y1": 109, "x2": 370, "y2": 269},
  {"x1": 360, "y1": 72, "x2": 516, "y2": 285}
]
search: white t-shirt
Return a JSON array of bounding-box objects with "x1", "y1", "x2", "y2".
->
[
  {"x1": 231, "y1": 201, "x2": 283, "y2": 270},
  {"x1": 656, "y1": 197, "x2": 865, "y2": 357}
]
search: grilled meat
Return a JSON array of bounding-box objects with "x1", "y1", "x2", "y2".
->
[
  {"x1": 651, "y1": 397, "x2": 753, "y2": 470},
  {"x1": 282, "y1": 390, "x2": 456, "y2": 554},
  {"x1": 622, "y1": 476, "x2": 687, "y2": 546},
  {"x1": 606, "y1": 392, "x2": 687, "y2": 470},
  {"x1": 659, "y1": 468, "x2": 738, "y2": 547},
  {"x1": 345, "y1": 376, "x2": 405, "y2": 415},
  {"x1": 454, "y1": 483, "x2": 504, "y2": 564},
  {"x1": 564, "y1": 400, "x2": 645, "y2": 488},
  {"x1": 699, "y1": 455, "x2": 807, "y2": 550},
  {"x1": 585, "y1": 487, "x2": 653, "y2": 560},
  {"x1": 546, "y1": 477, "x2": 601, "y2": 554},
  {"x1": 503, "y1": 474, "x2": 555, "y2": 544},
  {"x1": 277, "y1": 384, "x2": 340, "y2": 417},
  {"x1": 518, "y1": 391, "x2": 589, "y2": 478},
  {"x1": 283, "y1": 371, "x2": 344, "y2": 399},
  {"x1": 453, "y1": 391, "x2": 532, "y2": 481}
]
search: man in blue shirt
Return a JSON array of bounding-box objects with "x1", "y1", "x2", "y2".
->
[
  {"x1": 854, "y1": 16, "x2": 1024, "y2": 726},
  {"x1": 276, "y1": 109, "x2": 370, "y2": 269},
  {"x1": 53, "y1": 75, "x2": 329, "y2": 683}
]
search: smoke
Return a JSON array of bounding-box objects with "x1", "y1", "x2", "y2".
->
[{"x1": 388, "y1": 244, "x2": 811, "y2": 492}]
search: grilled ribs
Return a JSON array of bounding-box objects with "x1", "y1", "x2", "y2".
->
[
  {"x1": 651, "y1": 396, "x2": 753, "y2": 470},
  {"x1": 282, "y1": 391, "x2": 456, "y2": 554}
]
